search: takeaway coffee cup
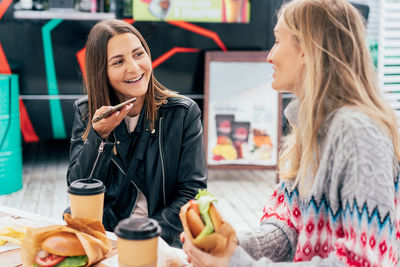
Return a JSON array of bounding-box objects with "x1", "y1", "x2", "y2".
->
[
  {"x1": 114, "y1": 217, "x2": 162, "y2": 267},
  {"x1": 68, "y1": 178, "x2": 106, "y2": 222}
]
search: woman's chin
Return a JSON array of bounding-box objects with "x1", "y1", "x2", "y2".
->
[
  {"x1": 271, "y1": 81, "x2": 280, "y2": 91},
  {"x1": 271, "y1": 83, "x2": 295, "y2": 94}
]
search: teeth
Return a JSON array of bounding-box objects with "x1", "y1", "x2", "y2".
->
[{"x1": 125, "y1": 74, "x2": 143, "y2": 83}]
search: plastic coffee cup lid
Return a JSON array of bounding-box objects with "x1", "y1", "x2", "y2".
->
[
  {"x1": 114, "y1": 218, "x2": 162, "y2": 240},
  {"x1": 68, "y1": 179, "x2": 106, "y2": 196}
]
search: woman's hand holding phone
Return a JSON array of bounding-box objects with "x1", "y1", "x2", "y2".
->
[
  {"x1": 92, "y1": 102, "x2": 134, "y2": 139},
  {"x1": 92, "y1": 98, "x2": 137, "y2": 123}
]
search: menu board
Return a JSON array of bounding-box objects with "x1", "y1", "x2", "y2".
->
[
  {"x1": 133, "y1": 0, "x2": 250, "y2": 23},
  {"x1": 204, "y1": 51, "x2": 281, "y2": 169}
]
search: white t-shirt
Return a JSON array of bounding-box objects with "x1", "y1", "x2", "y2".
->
[
  {"x1": 124, "y1": 115, "x2": 140, "y2": 133},
  {"x1": 124, "y1": 115, "x2": 148, "y2": 219}
]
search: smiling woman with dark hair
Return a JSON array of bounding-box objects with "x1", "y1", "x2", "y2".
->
[{"x1": 66, "y1": 19, "x2": 207, "y2": 247}]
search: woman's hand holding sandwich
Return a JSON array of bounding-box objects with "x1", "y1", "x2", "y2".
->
[
  {"x1": 179, "y1": 190, "x2": 237, "y2": 267},
  {"x1": 181, "y1": 231, "x2": 237, "y2": 267}
]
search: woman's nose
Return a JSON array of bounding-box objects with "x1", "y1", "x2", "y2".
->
[
  {"x1": 127, "y1": 59, "x2": 140, "y2": 72},
  {"x1": 266, "y1": 51, "x2": 273, "y2": 64},
  {"x1": 267, "y1": 45, "x2": 275, "y2": 64}
]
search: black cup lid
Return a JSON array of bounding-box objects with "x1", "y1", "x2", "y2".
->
[
  {"x1": 68, "y1": 179, "x2": 106, "y2": 196},
  {"x1": 114, "y1": 218, "x2": 162, "y2": 240}
]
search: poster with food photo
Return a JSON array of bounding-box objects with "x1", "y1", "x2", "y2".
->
[
  {"x1": 133, "y1": 0, "x2": 250, "y2": 23},
  {"x1": 205, "y1": 51, "x2": 281, "y2": 168}
]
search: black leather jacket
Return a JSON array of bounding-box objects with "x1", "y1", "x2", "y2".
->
[{"x1": 66, "y1": 96, "x2": 207, "y2": 245}]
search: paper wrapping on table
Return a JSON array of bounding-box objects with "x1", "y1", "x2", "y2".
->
[
  {"x1": 179, "y1": 202, "x2": 236, "y2": 256},
  {"x1": 21, "y1": 214, "x2": 112, "y2": 267},
  {"x1": 157, "y1": 237, "x2": 188, "y2": 267}
]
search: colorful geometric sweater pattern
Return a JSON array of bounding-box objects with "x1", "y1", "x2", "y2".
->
[
  {"x1": 260, "y1": 180, "x2": 399, "y2": 266},
  {"x1": 230, "y1": 103, "x2": 400, "y2": 267}
]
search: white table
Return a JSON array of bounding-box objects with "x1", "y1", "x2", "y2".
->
[{"x1": 0, "y1": 205, "x2": 189, "y2": 267}]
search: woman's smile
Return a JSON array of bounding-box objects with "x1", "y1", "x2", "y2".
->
[{"x1": 123, "y1": 74, "x2": 144, "y2": 84}]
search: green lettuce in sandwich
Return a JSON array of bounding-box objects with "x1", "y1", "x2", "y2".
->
[
  {"x1": 33, "y1": 232, "x2": 88, "y2": 267},
  {"x1": 179, "y1": 189, "x2": 236, "y2": 255}
]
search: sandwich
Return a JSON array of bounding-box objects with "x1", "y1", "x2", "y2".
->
[
  {"x1": 33, "y1": 232, "x2": 88, "y2": 267},
  {"x1": 22, "y1": 214, "x2": 112, "y2": 267},
  {"x1": 179, "y1": 189, "x2": 235, "y2": 256}
]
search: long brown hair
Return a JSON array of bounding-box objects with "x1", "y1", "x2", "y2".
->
[
  {"x1": 82, "y1": 19, "x2": 177, "y2": 139},
  {"x1": 277, "y1": 0, "x2": 400, "y2": 196}
]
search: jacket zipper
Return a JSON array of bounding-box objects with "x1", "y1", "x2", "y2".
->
[
  {"x1": 110, "y1": 132, "x2": 126, "y2": 175},
  {"x1": 111, "y1": 158, "x2": 126, "y2": 175},
  {"x1": 158, "y1": 117, "x2": 167, "y2": 206},
  {"x1": 88, "y1": 140, "x2": 106, "y2": 179}
]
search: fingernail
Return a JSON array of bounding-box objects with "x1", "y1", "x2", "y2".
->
[{"x1": 115, "y1": 111, "x2": 120, "y2": 116}]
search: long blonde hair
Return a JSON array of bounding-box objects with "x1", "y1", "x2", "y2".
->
[{"x1": 278, "y1": 0, "x2": 400, "y2": 195}]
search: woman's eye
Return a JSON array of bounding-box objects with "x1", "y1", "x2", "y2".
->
[
  {"x1": 113, "y1": 60, "x2": 123, "y2": 65},
  {"x1": 136, "y1": 51, "x2": 145, "y2": 57}
]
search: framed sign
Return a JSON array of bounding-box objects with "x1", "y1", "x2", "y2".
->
[
  {"x1": 204, "y1": 51, "x2": 282, "y2": 169},
  {"x1": 133, "y1": 0, "x2": 250, "y2": 23}
]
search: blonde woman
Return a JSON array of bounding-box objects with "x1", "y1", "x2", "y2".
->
[{"x1": 181, "y1": 0, "x2": 400, "y2": 265}]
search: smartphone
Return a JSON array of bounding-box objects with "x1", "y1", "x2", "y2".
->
[{"x1": 92, "y1": 97, "x2": 137, "y2": 123}]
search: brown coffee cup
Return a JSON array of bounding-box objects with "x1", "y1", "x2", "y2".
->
[
  {"x1": 68, "y1": 178, "x2": 106, "y2": 222},
  {"x1": 114, "y1": 218, "x2": 162, "y2": 267}
]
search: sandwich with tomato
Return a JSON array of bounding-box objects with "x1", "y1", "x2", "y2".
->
[
  {"x1": 22, "y1": 214, "x2": 112, "y2": 267},
  {"x1": 179, "y1": 189, "x2": 235, "y2": 256},
  {"x1": 33, "y1": 232, "x2": 88, "y2": 267}
]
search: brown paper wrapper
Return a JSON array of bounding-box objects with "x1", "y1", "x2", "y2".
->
[
  {"x1": 179, "y1": 202, "x2": 236, "y2": 256},
  {"x1": 21, "y1": 214, "x2": 112, "y2": 267}
]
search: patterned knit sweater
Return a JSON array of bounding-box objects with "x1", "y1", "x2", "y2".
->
[{"x1": 230, "y1": 101, "x2": 399, "y2": 267}]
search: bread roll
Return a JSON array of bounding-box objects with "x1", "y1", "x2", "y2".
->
[
  {"x1": 209, "y1": 204, "x2": 222, "y2": 231},
  {"x1": 187, "y1": 208, "x2": 205, "y2": 237},
  {"x1": 180, "y1": 201, "x2": 236, "y2": 256},
  {"x1": 41, "y1": 232, "x2": 85, "y2": 256}
]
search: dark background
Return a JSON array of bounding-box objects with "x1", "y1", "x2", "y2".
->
[{"x1": 1, "y1": 0, "x2": 368, "y2": 140}]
